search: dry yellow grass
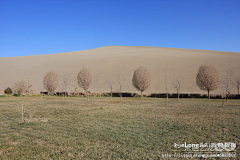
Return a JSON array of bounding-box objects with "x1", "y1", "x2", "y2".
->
[{"x1": 0, "y1": 96, "x2": 239, "y2": 159}]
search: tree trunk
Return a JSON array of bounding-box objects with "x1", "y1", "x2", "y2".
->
[
  {"x1": 110, "y1": 87, "x2": 112, "y2": 99},
  {"x1": 120, "y1": 85, "x2": 122, "y2": 102},
  {"x1": 222, "y1": 98, "x2": 225, "y2": 107},
  {"x1": 141, "y1": 91, "x2": 143, "y2": 101},
  {"x1": 21, "y1": 104, "x2": 24, "y2": 123},
  {"x1": 225, "y1": 92, "x2": 230, "y2": 102},
  {"x1": 166, "y1": 93, "x2": 168, "y2": 106},
  {"x1": 86, "y1": 90, "x2": 89, "y2": 101},
  {"x1": 177, "y1": 91, "x2": 179, "y2": 101},
  {"x1": 208, "y1": 90, "x2": 210, "y2": 99}
]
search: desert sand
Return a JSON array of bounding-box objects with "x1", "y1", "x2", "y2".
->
[{"x1": 0, "y1": 46, "x2": 239, "y2": 94}]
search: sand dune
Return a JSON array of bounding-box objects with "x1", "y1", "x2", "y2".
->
[{"x1": 0, "y1": 46, "x2": 240, "y2": 94}]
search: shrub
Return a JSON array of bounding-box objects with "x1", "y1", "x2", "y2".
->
[
  {"x1": 215, "y1": 95, "x2": 222, "y2": 99},
  {"x1": 4, "y1": 87, "x2": 13, "y2": 94},
  {"x1": 179, "y1": 94, "x2": 189, "y2": 98},
  {"x1": 104, "y1": 94, "x2": 110, "y2": 97},
  {"x1": 189, "y1": 94, "x2": 201, "y2": 98},
  {"x1": 143, "y1": 94, "x2": 147, "y2": 97},
  {"x1": 133, "y1": 94, "x2": 141, "y2": 98}
]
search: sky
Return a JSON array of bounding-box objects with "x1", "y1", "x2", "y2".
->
[{"x1": 0, "y1": 0, "x2": 240, "y2": 57}]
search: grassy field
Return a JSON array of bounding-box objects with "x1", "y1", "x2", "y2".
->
[{"x1": 0, "y1": 96, "x2": 239, "y2": 159}]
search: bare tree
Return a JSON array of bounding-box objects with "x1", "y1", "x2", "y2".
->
[
  {"x1": 24, "y1": 79, "x2": 33, "y2": 95},
  {"x1": 18, "y1": 101, "x2": 36, "y2": 124},
  {"x1": 233, "y1": 77, "x2": 240, "y2": 95},
  {"x1": 12, "y1": 79, "x2": 33, "y2": 95},
  {"x1": 41, "y1": 86, "x2": 44, "y2": 100},
  {"x1": 59, "y1": 77, "x2": 68, "y2": 100},
  {"x1": 43, "y1": 71, "x2": 59, "y2": 95},
  {"x1": 13, "y1": 80, "x2": 25, "y2": 95},
  {"x1": 29, "y1": 80, "x2": 33, "y2": 93},
  {"x1": 72, "y1": 83, "x2": 80, "y2": 96},
  {"x1": 19, "y1": 101, "x2": 25, "y2": 123},
  {"x1": 164, "y1": 74, "x2": 172, "y2": 106},
  {"x1": 77, "y1": 67, "x2": 92, "y2": 101},
  {"x1": 132, "y1": 67, "x2": 151, "y2": 100},
  {"x1": 221, "y1": 69, "x2": 234, "y2": 106},
  {"x1": 117, "y1": 72, "x2": 125, "y2": 102},
  {"x1": 173, "y1": 73, "x2": 181, "y2": 101},
  {"x1": 196, "y1": 65, "x2": 220, "y2": 99},
  {"x1": 106, "y1": 73, "x2": 115, "y2": 99},
  {"x1": 26, "y1": 108, "x2": 36, "y2": 122}
]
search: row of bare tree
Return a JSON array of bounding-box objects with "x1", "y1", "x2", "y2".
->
[
  {"x1": 12, "y1": 65, "x2": 240, "y2": 102},
  {"x1": 43, "y1": 68, "x2": 93, "y2": 100},
  {"x1": 41, "y1": 67, "x2": 178, "y2": 101},
  {"x1": 132, "y1": 65, "x2": 239, "y2": 103}
]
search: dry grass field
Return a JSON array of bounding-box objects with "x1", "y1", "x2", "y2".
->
[{"x1": 0, "y1": 96, "x2": 239, "y2": 159}]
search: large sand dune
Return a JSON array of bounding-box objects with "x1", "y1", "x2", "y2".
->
[{"x1": 0, "y1": 46, "x2": 240, "y2": 94}]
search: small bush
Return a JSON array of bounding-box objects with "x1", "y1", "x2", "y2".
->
[
  {"x1": 171, "y1": 94, "x2": 178, "y2": 98},
  {"x1": 179, "y1": 94, "x2": 189, "y2": 98},
  {"x1": 4, "y1": 87, "x2": 13, "y2": 94},
  {"x1": 133, "y1": 94, "x2": 141, "y2": 97},
  {"x1": 13, "y1": 94, "x2": 20, "y2": 97},
  {"x1": 228, "y1": 95, "x2": 235, "y2": 99},
  {"x1": 104, "y1": 94, "x2": 110, "y2": 97},
  {"x1": 189, "y1": 94, "x2": 201, "y2": 98},
  {"x1": 215, "y1": 95, "x2": 222, "y2": 99}
]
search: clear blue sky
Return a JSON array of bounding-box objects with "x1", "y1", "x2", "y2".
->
[{"x1": 0, "y1": 0, "x2": 240, "y2": 57}]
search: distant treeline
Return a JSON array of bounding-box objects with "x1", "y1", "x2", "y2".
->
[
  {"x1": 40, "y1": 91, "x2": 240, "y2": 99},
  {"x1": 149, "y1": 93, "x2": 240, "y2": 99}
]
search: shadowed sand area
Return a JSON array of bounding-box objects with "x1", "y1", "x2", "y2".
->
[{"x1": 0, "y1": 46, "x2": 240, "y2": 94}]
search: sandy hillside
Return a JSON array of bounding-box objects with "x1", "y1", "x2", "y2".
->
[{"x1": 0, "y1": 46, "x2": 240, "y2": 95}]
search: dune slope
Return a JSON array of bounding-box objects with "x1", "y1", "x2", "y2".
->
[{"x1": 0, "y1": 46, "x2": 240, "y2": 94}]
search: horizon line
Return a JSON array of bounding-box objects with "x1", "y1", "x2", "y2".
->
[{"x1": 1, "y1": 45, "x2": 239, "y2": 58}]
